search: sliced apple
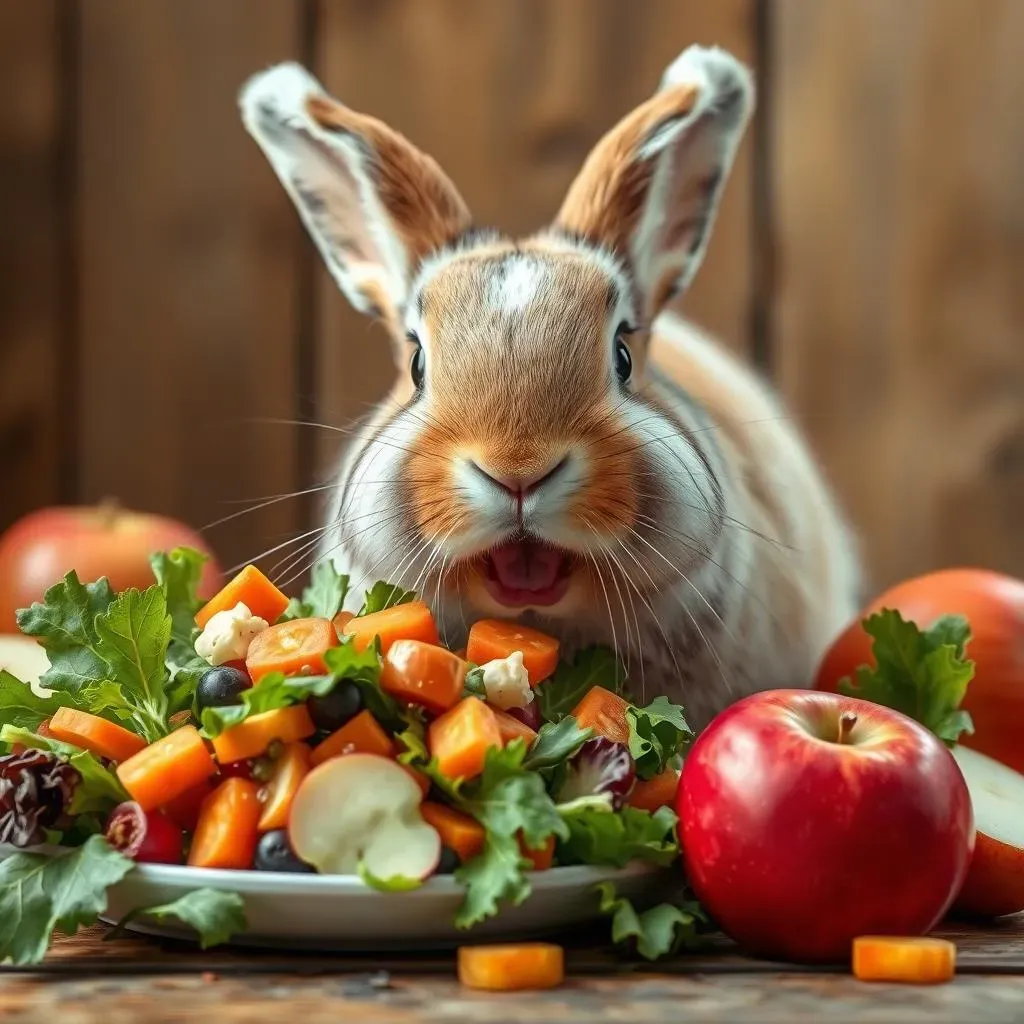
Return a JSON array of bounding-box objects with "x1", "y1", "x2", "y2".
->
[
  {"x1": 288, "y1": 753, "x2": 441, "y2": 882},
  {"x1": 951, "y1": 745, "x2": 1024, "y2": 918}
]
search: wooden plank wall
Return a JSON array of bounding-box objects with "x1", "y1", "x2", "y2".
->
[{"x1": 1, "y1": 0, "x2": 1021, "y2": 590}]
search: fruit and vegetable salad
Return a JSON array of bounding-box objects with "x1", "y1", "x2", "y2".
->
[{"x1": 0, "y1": 548, "x2": 700, "y2": 964}]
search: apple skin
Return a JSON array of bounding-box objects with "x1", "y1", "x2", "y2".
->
[
  {"x1": 0, "y1": 504, "x2": 223, "y2": 629},
  {"x1": 953, "y1": 831, "x2": 1024, "y2": 919},
  {"x1": 679, "y1": 689, "x2": 975, "y2": 964}
]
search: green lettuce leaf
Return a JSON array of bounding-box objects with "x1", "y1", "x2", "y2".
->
[
  {"x1": 149, "y1": 547, "x2": 207, "y2": 649},
  {"x1": 279, "y1": 562, "x2": 350, "y2": 621},
  {"x1": 838, "y1": 610, "x2": 975, "y2": 745},
  {"x1": 109, "y1": 889, "x2": 246, "y2": 949},
  {"x1": 626, "y1": 696, "x2": 692, "y2": 780},
  {"x1": 0, "y1": 835, "x2": 134, "y2": 965},
  {"x1": 523, "y1": 717, "x2": 594, "y2": 772},
  {"x1": 559, "y1": 803, "x2": 679, "y2": 868},
  {"x1": 534, "y1": 647, "x2": 627, "y2": 723},
  {"x1": 359, "y1": 581, "x2": 416, "y2": 616},
  {"x1": 15, "y1": 572, "x2": 116, "y2": 693},
  {"x1": 200, "y1": 671, "x2": 336, "y2": 737},
  {"x1": 596, "y1": 882, "x2": 707, "y2": 960},
  {"x1": 323, "y1": 642, "x2": 400, "y2": 731},
  {"x1": 0, "y1": 670, "x2": 78, "y2": 731}
]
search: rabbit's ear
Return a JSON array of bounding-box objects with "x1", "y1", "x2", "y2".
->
[
  {"x1": 554, "y1": 46, "x2": 753, "y2": 320},
  {"x1": 240, "y1": 63, "x2": 471, "y2": 322}
]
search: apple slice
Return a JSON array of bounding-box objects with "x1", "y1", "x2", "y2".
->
[
  {"x1": 951, "y1": 746, "x2": 1024, "y2": 918},
  {"x1": 289, "y1": 753, "x2": 441, "y2": 882}
]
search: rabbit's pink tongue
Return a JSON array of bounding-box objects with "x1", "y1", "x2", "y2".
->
[{"x1": 485, "y1": 542, "x2": 570, "y2": 607}]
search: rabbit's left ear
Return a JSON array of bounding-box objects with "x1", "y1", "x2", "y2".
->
[{"x1": 554, "y1": 46, "x2": 753, "y2": 321}]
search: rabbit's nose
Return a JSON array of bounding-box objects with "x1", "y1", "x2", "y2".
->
[{"x1": 471, "y1": 455, "x2": 569, "y2": 498}]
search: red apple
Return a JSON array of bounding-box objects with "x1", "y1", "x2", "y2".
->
[
  {"x1": 679, "y1": 690, "x2": 975, "y2": 964},
  {"x1": 0, "y1": 502, "x2": 223, "y2": 629}
]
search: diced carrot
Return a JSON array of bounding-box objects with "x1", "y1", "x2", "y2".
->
[
  {"x1": 491, "y1": 706, "x2": 538, "y2": 747},
  {"x1": 188, "y1": 777, "x2": 262, "y2": 870},
  {"x1": 428, "y1": 697, "x2": 503, "y2": 781},
  {"x1": 211, "y1": 705, "x2": 316, "y2": 765},
  {"x1": 381, "y1": 640, "x2": 467, "y2": 714},
  {"x1": 311, "y1": 709, "x2": 395, "y2": 766},
  {"x1": 401, "y1": 762, "x2": 431, "y2": 799},
  {"x1": 245, "y1": 617, "x2": 339, "y2": 683},
  {"x1": 571, "y1": 685, "x2": 630, "y2": 745},
  {"x1": 519, "y1": 834, "x2": 555, "y2": 871},
  {"x1": 257, "y1": 742, "x2": 312, "y2": 831},
  {"x1": 48, "y1": 707, "x2": 147, "y2": 763},
  {"x1": 163, "y1": 779, "x2": 215, "y2": 832},
  {"x1": 116, "y1": 725, "x2": 218, "y2": 812},
  {"x1": 420, "y1": 802, "x2": 485, "y2": 863},
  {"x1": 458, "y1": 944, "x2": 564, "y2": 991},
  {"x1": 627, "y1": 768, "x2": 681, "y2": 812},
  {"x1": 195, "y1": 565, "x2": 289, "y2": 630},
  {"x1": 852, "y1": 937, "x2": 956, "y2": 984},
  {"x1": 332, "y1": 610, "x2": 354, "y2": 639},
  {"x1": 343, "y1": 601, "x2": 439, "y2": 654},
  {"x1": 466, "y1": 620, "x2": 560, "y2": 685}
]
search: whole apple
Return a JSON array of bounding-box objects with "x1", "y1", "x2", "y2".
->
[
  {"x1": 679, "y1": 689, "x2": 974, "y2": 964},
  {"x1": 0, "y1": 502, "x2": 223, "y2": 629}
]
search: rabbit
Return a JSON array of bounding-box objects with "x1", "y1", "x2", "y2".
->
[{"x1": 239, "y1": 45, "x2": 861, "y2": 731}]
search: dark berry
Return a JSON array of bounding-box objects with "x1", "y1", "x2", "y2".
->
[
  {"x1": 437, "y1": 845, "x2": 461, "y2": 874},
  {"x1": 196, "y1": 665, "x2": 250, "y2": 709},
  {"x1": 105, "y1": 801, "x2": 184, "y2": 864},
  {"x1": 254, "y1": 829, "x2": 315, "y2": 873},
  {"x1": 308, "y1": 680, "x2": 362, "y2": 732}
]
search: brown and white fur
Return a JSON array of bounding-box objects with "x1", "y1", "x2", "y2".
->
[{"x1": 240, "y1": 46, "x2": 860, "y2": 730}]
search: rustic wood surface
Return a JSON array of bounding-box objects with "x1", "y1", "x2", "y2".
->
[{"x1": 0, "y1": 917, "x2": 1018, "y2": 1022}]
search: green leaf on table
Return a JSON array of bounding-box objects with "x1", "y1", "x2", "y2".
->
[
  {"x1": 0, "y1": 670, "x2": 77, "y2": 731},
  {"x1": 0, "y1": 835, "x2": 134, "y2": 965},
  {"x1": 109, "y1": 889, "x2": 246, "y2": 949},
  {"x1": 559, "y1": 803, "x2": 679, "y2": 868},
  {"x1": 358, "y1": 581, "x2": 416, "y2": 616},
  {"x1": 279, "y1": 562, "x2": 351, "y2": 622},
  {"x1": 523, "y1": 717, "x2": 594, "y2": 772},
  {"x1": 357, "y1": 861, "x2": 424, "y2": 893},
  {"x1": 534, "y1": 647, "x2": 627, "y2": 724},
  {"x1": 15, "y1": 572, "x2": 116, "y2": 694},
  {"x1": 838, "y1": 610, "x2": 976, "y2": 745},
  {"x1": 626, "y1": 696, "x2": 693, "y2": 781},
  {"x1": 596, "y1": 882, "x2": 707, "y2": 960}
]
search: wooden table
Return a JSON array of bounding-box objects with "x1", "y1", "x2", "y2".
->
[{"x1": 2, "y1": 919, "x2": 1024, "y2": 1023}]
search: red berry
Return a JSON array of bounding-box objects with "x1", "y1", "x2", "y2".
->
[
  {"x1": 163, "y1": 780, "x2": 214, "y2": 832},
  {"x1": 105, "y1": 802, "x2": 184, "y2": 864}
]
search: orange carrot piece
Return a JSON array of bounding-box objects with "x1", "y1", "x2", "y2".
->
[
  {"x1": 244, "y1": 617, "x2": 339, "y2": 683},
  {"x1": 519, "y1": 834, "x2": 555, "y2": 871},
  {"x1": 571, "y1": 686, "x2": 631, "y2": 745},
  {"x1": 852, "y1": 937, "x2": 956, "y2": 984},
  {"x1": 458, "y1": 944, "x2": 564, "y2": 991},
  {"x1": 311, "y1": 709, "x2": 395, "y2": 766},
  {"x1": 491, "y1": 706, "x2": 538, "y2": 747},
  {"x1": 627, "y1": 768, "x2": 681, "y2": 812},
  {"x1": 421, "y1": 802, "x2": 486, "y2": 863},
  {"x1": 188, "y1": 777, "x2": 262, "y2": 870},
  {"x1": 257, "y1": 742, "x2": 313, "y2": 831},
  {"x1": 163, "y1": 779, "x2": 215, "y2": 832},
  {"x1": 48, "y1": 706, "x2": 147, "y2": 763},
  {"x1": 332, "y1": 610, "x2": 354, "y2": 639},
  {"x1": 466, "y1": 620, "x2": 560, "y2": 685},
  {"x1": 428, "y1": 697, "x2": 503, "y2": 781},
  {"x1": 116, "y1": 725, "x2": 217, "y2": 812},
  {"x1": 211, "y1": 705, "x2": 316, "y2": 765},
  {"x1": 381, "y1": 640, "x2": 468, "y2": 714},
  {"x1": 401, "y1": 762, "x2": 431, "y2": 799},
  {"x1": 343, "y1": 600, "x2": 439, "y2": 654},
  {"x1": 195, "y1": 565, "x2": 289, "y2": 630}
]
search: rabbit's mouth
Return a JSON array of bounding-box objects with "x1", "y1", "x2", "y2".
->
[{"x1": 480, "y1": 539, "x2": 574, "y2": 608}]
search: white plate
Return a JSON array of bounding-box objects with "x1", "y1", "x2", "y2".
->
[{"x1": 101, "y1": 860, "x2": 673, "y2": 949}]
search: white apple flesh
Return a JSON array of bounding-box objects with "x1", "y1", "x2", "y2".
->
[
  {"x1": 289, "y1": 754, "x2": 441, "y2": 880},
  {"x1": 951, "y1": 746, "x2": 1024, "y2": 918}
]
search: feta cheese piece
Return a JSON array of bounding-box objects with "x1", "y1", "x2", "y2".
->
[
  {"x1": 480, "y1": 651, "x2": 534, "y2": 711},
  {"x1": 194, "y1": 602, "x2": 268, "y2": 667}
]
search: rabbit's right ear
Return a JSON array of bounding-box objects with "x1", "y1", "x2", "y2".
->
[{"x1": 240, "y1": 63, "x2": 471, "y2": 324}]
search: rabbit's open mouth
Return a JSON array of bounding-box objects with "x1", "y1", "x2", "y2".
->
[{"x1": 480, "y1": 539, "x2": 574, "y2": 608}]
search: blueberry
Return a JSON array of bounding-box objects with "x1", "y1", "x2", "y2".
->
[
  {"x1": 308, "y1": 680, "x2": 362, "y2": 732},
  {"x1": 437, "y1": 846, "x2": 461, "y2": 875},
  {"x1": 196, "y1": 666, "x2": 249, "y2": 709},
  {"x1": 254, "y1": 829, "x2": 315, "y2": 873}
]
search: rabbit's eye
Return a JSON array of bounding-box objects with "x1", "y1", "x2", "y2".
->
[
  {"x1": 614, "y1": 326, "x2": 633, "y2": 384},
  {"x1": 410, "y1": 344, "x2": 426, "y2": 390}
]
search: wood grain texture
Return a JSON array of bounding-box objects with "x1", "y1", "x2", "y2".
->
[
  {"x1": 310, "y1": 0, "x2": 757, "y2": 503},
  {"x1": 0, "y1": 0, "x2": 63, "y2": 529},
  {"x1": 75, "y1": 0, "x2": 308, "y2": 573},
  {"x1": 772, "y1": 0, "x2": 1024, "y2": 589}
]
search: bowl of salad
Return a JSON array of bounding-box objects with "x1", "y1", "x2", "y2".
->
[{"x1": 0, "y1": 549, "x2": 703, "y2": 963}]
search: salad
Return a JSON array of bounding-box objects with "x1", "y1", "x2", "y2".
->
[{"x1": 0, "y1": 548, "x2": 705, "y2": 965}]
